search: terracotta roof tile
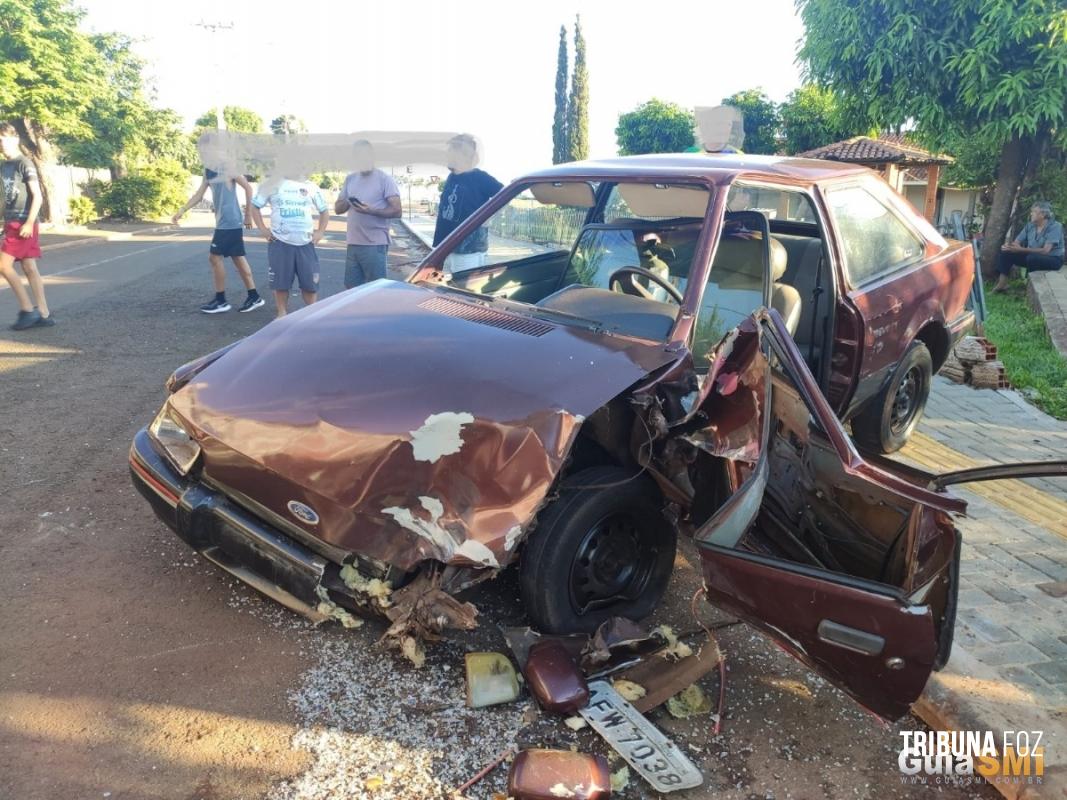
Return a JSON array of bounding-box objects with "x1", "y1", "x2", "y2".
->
[{"x1": 799, "y1": 136, "x2": 952, "y2": 165}]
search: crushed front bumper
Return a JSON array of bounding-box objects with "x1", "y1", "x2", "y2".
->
[{"x1": 129, "y1": 427, "x2": 331, "y2": 621}]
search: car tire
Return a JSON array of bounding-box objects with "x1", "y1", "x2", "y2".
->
[
  {"x1": 852, "y1": 340, "x2": 932, "y2": 454},
  {"x1": 519, "y1": 465, "x2": 676, "y2": 634}
]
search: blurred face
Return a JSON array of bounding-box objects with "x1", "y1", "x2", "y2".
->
[
  {"x1": 446, "y1": 142, "x2": 476, "y2": 174},
  {"x1": 0, "y1": 133, "x2": 20, "y2": 158},
  {"x1": 1031, "y1": 206, "x2": 1047, "y2": 224},
  {"x1": 353, "y1": 145, "x2": 374, "y2": 174}
]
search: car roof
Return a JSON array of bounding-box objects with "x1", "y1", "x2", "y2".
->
[{"x1": 520, "y1": 152, "x2": 872, "y2": 185}]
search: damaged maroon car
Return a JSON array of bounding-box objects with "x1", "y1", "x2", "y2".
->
[{"x1": 130, "y1": 154, "x2": 1067, "y2": 720}]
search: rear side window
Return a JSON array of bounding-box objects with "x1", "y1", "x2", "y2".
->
[{"x1": 825, "y1": 185, "x2": 925, "y2": 286}]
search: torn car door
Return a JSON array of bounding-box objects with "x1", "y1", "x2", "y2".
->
[{"x1": 693, "y1": 308, "x2": 967, "y2": 720}]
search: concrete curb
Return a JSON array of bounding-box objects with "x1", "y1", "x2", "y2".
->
[
  {"x1": 396, "y1": 217, "x2": 434, "y2": 250},
  {"x1": 40, "y1": 224, "x2": 177, "y2": 254},
  {"x1": 1027, "y1": 271, "x2": 1067, "y2": 363},
  {"x1": 914, "y1": 648, "x2": 1065, "y2": 800}
]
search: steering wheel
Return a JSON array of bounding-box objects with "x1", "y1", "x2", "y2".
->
[{"x1": 608, "y1": 266, "x2": 683, "y2": 304}]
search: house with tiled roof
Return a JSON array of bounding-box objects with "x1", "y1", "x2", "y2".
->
[{"x1": 801, "y1": 135, "x2": 984, "y2": 234}]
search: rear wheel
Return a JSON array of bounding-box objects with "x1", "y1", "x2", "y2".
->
[
  {"x1": 519, "y1": 466, "x2": 676, "y2": 634},
  {"x1": 852, "y1": 340, "x2": 932, "y2": 454}
]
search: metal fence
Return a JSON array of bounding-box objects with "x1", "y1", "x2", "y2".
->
[{"x1": 487, "y1": 205, "x2": 587, "y2": 247}]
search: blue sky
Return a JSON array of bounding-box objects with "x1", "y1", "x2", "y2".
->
[{"x1": 79, "y1": 0, "x2": 807, "y2": 180}]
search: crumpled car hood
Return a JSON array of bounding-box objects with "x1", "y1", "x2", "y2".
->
[{"x1": 169, "y1": 280, "x2": 678, "y2": 570}]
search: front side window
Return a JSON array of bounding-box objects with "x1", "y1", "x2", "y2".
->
[
  {"x1": 447, "y1": 186, "x2": 590, "y2": 273},
  {"x1": 825, "y1": 185, "x2": 925, "y2": 286}
]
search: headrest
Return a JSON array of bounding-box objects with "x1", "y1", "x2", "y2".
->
[
  {"x1": 769, "y1": 236, "x2": 787, "y2": 281},
  {"x1": 709, "y1": 235, "x2": 788, "y2": 289}
]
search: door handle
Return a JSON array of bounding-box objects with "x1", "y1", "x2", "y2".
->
[{"x1": 817, "y1": 619, "x2": 885, "y2": 656}]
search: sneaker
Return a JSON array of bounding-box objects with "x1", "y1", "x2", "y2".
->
[
  {"x1": 34, "y1": 313, "x2": 56, "y2": 327},
  {"x1": 11, "y1": 309, "x2": 41, "y2": 330},
  {"x1": 238, "y1": 295, "x2": 265, "y2": 313},
  {"x1": 200, "y1": 298, "x2": 231, "y2": 314}
]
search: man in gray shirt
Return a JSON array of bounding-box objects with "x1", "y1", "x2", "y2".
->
[
  {"x1": 173, "y1": 168, "x2": 264, "y2": 313},
  {"x1": 994, "y1": 200, "x2": 1064, "y2": 292},
  {"x1": 335, "y1": 140, "x2": 402, "y2": 288}
]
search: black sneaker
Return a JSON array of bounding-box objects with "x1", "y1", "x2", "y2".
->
[
  {"x1": 200, "y1": 298, "x2": 231, "y2": 314},
  {"x1": 34, "y1": 313, "x2": 56, "y2": 327},
  {"x1": 238, "y1": 295, "x2": 265, "y2": 313},
  {"x1": 11, "y1": 309, "x2": 41, "y2": 330}
]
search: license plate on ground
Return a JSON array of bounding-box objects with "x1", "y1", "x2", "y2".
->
[{"x1": 579, "y1": 680, "x2": 703, "y2": 792}]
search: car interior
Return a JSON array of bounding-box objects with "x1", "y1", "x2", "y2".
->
[{"x1": 438, "y1": 180, "x2": 836, "y2": 380}]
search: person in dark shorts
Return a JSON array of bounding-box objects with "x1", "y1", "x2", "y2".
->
[
  {"x1": 173, "y1": 168, "x2": 264, "y2": 313},
  {"x1": 335, "y1": 140, "x2": 402, "y2": 288},
  {"x1": 993, "y1": 201, "x2": 1064, "y2": 292},
  {"x1": 250, "y1": 177, "x2": 329, "y2": 318},
  {"x1": 1, "y1": 122, "x2": 53, "y2": 330}
]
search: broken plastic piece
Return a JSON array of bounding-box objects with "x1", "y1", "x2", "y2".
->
[
  {"x1": 381, "y1": 570, "x2": 477, "y2": 665},
  {"x1": 580, "y1": 617, "x2": 668, "y2": 672},
  {"x1": 563, "y1": 715, "x2": 588, "y2": 731},
  {"x1": 465, "y1": 652, "x2": 521, "y2": 708},
  {"x1": 609, "y1": 766, "x2": 630, "y2": 792},
  {"x1": 524, "y1": 640, "x2": 590, "y2": 715},
  {"x1": 666, "y1": 684, "x2": 713, "y2": 719},
  {"x1": 506, "y1": 749, "x2": 611, "y2": 800}
]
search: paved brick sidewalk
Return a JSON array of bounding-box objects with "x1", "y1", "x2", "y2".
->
[{"x1": 899, "y1": 377, "x2": 1067, "y2": 798}]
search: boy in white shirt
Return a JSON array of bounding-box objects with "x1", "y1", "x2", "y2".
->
[{"x1": 251, "y1": 178, "x2": 329, "y2": 318}]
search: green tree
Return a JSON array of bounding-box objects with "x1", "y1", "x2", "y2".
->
[
  {"x1": 57, "y1": 34, "x2": 192, "y2": 179},
  {"x1": 552, "y1": 25, "x2": 569, "y2": 164},
  {"x1": 797, "y1": 0, "x2": 1067, "y2": 277},
  {"x1": 0, "y1": 0, "x2": 104, "y2": 219},
  {"x1": 270, "y1": 113, "x2": 306, "y2": 136},
  {"x1": 194, "y1": 106, "x2": 264, "y2": 135},
  {"x1": 779, "y1": 84, "x2": 867, "y2": 155},
  {"x1": 566, "y1": 14, "x2": 589, "y2": 162},
  {"x1": 616, "y1": 99, "x2": 695, "y2": 155},
  {"x1": 721, "y1": 89, "x2": 780, "y2": 154}
]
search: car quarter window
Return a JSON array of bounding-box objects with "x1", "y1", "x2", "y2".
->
[
  {"x1": 725, "y1": 184, "x2": 818, "y2": 223},
  {"x1": 824, "y1": 185, "x2": 926, "y2": 286}
]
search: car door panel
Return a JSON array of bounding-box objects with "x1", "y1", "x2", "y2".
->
[
  {"x1": 701, "y1": 545, "x2": 939, "y2": 720},
  {"x1": 692, "y1": 308, "x2": 961, "y2": 719}
]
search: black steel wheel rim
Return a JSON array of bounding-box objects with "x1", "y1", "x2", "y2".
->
[
  {"x1": 890, "y1": 365, "x2": 923, "y2": 434},
  {"x1": 568, "y1": 512, "x2": 658, "y2": 615}
]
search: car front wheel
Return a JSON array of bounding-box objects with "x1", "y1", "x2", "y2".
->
[
  {"x1": 852, "y1": 340, "x2": 932, "y2": 454},
  {"x1": 519, "y1": 466, "x2": 676, "y2": 634}
]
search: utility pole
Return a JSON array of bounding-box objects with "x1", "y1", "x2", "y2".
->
[{"x1": 193, "y1": 20, "x2": 234, "y2": 129}]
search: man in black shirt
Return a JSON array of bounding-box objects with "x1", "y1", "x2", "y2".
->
[
  {"x1": 1, "y1": 123, "x2": 52, "y2": 330},
  {"x1": 432, "y1": 134, "x2": 503, "y2": 273}
]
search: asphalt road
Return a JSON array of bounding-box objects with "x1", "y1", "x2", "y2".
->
[{"x1": 0, "y1": 219, "x2": 997, "y2": 800}]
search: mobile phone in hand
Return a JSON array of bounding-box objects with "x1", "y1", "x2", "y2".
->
[{"x1": 349, "y1": 197, "x2": 367, "y2": 208}]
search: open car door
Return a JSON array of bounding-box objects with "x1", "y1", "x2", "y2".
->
[{"x1": 691, "y1": 308, "x2": 969, "y2": 720}]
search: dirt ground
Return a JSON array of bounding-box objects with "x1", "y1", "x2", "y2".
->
[{"x1": 0, "y1": 221, "x2": 999, "y2": 800}]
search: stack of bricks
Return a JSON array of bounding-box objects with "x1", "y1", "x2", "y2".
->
[{"x1": 940, "y1": 336, "x2": 1011, "y2": 389}]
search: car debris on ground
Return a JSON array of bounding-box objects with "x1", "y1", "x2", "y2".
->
[{"x1": 449, "y1": 616, "x2": 724, "y2": 798}]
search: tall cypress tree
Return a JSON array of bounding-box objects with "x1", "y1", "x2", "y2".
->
[
  {"x1": 552, "y1": 25, "x2": 569, "y2": 164},
  {"x1": 566, "y1": 15, "x2": 589, "y2": 162}
]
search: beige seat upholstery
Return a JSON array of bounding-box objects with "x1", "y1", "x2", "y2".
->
[{"x1": 711, "y1": 236, "x2": 802, "y2": 335}]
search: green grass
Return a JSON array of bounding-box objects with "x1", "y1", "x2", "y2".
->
[{"x1": 982, "y1": 279, "x2": 1067, "y2": 419}]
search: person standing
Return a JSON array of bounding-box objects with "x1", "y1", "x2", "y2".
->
[
  {"x1": 250, "y1": 177, "x2": 329, "y2": 318},
  {"x1": 173, "y1": 168, "x2": 264, "y2": 313},
  {"x1": 335, "y1": 140, "x2": 402, "y2": 288},
  {"x1": 432, "y1": 134, "x2": 503, "y2": 273},
  {"x1": 993, "y1": 201, "x2": 1064, "y2": 292},
  {"x1": 0, "y1": 122, "x2": 53, "y2": 330}
]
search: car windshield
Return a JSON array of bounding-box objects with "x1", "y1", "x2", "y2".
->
[{"x1": 428, "y1": 180, "x2": 713, "y2": 342}]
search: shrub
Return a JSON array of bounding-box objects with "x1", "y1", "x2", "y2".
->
[
  {"x1": 97, "y1": 160, "x2": 189, "y2": 220},
  {"x1": 68, "y1": 195, "x2": 98, "y2": 226}
]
